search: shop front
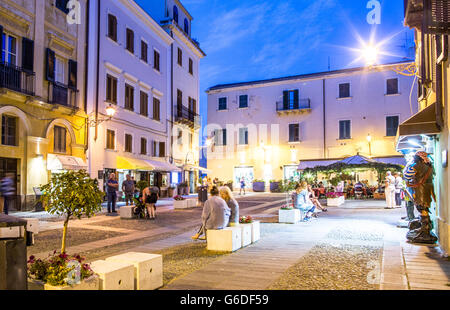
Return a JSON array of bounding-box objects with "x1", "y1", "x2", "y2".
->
[{"x1": 234, "y1": 166, "x2": 254, "y2": 189}]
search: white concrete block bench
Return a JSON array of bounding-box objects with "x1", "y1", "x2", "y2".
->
[
  {"x1": 279, "y1": 209, "x2": 302, "y2": 224},
  {"x1": 90, "y1": 260, "x2": 135, "y2": 290},
  {"x1": 206, "y1": 226, "x2": 242, "y2": 252},
  {"x1": 106, "y1": 252, "x2": 163, "y2": 290},
  {"x1": 120, "y1": 206, "x2": 135, "y2": 219},
  {"x1": 23, "y1": 218, "x2": 40, "y2": 234},
  {"x1": 174, "y1": 198, "x2": 198, "y2": 209},
  {"x1": 187, "y1": 198, "x2": 198, "y2": 208}
]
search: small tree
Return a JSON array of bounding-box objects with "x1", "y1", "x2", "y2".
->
[{"x1": 40, "y1": 170, "x2": 105, "y2": 254}]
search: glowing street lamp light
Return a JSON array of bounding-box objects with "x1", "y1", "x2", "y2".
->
[
  {"x1": 363, "y1": 45, "x2": 379, "y2": 66},
  {"x1": 106, "y1": 105, "x2": 116, "y2": 118},
  {"x1": 367, "y1": 134, "x2": 372, "y2": 157}
]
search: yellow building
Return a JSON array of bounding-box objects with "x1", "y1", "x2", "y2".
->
[
  {"x1": 401, "y1": 0, "x2": 450, "y2": 254},
  {"x1": 0, "y1": 0, "x2": 88, "y2": 211}
]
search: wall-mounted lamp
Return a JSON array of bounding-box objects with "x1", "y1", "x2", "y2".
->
[{"x1": 89, "y1": 105, "x2": 116, "y2": 127}]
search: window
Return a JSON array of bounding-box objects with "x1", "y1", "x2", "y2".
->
[
  {"x1": 177, "y1": 48, "x2": 182, "y2": 66},
  {"x1": 1, "y1": 115, "x2": 17, "y2": 146},
  {"x1": 339, "y1": 120, "x2": 351, "y2": 140},
  {"x1": 153, "y1": 50, "x2": 160, "y2": 71},
  {"x1": 386, "y1": 78, "x2": 399, "y2": 95},
  {"x1": 239, "y1": 128, "x2": 248, "y2": 145},
  {"x1": 289, "y1": 124, "x2": 300, "y2": 142},
  {"x1": 189, "y1": 58, "x2": 193, "y2": 75},
  {"x1": 184, "y1": 19, "x2": 189, "y2": 34},
  {"x1": 239, "y1": 95, "x2": 248, "y2": 108},
  {"x1": 283, "y1": 90, "x2": 299, "y2": 109},
  {"x1": 214, "y1": 129, "x2": 227, "y2": 146},
  {"x1": 141, "y1": 41, "x2": 148, "y2": 63},
  {"x1": 140, "y1": 138, "x2": 147, "y2": 155},
  {"x1": 153, "y1": 97, "x2": 160, "y2": 121},
  {"x1": 177, "y1": 129, "x2": 183, "y2": 145},
  {"x1": 339, "y1": 83, "x2": 350, "y2": 98},
  {"x1": 55, "y1": 56, "x2": 66, "y2": 84},
  {"x1": 386, "y1": 116, "x2": 399, "y2": 137},
  {"x1": 106, "y1": 129, "x2": 115, "y2": 150},
  {"x1": 55, "y1": 0, "x2": 69, "y2": 14},
  {"x1": 189, "y1": 133, "x2": 193, "y2": 149},
  {"x1": 126, "y1": 28, "x2": 134, "y2": 53},
  {"x1": 54, "y1": 126, "x2": 67, "y2": 153},
  {"x1": 218, "y1": 97, "x2": 227, "y2": 110},
  {"x1": 153, "y1": 141, "x2": 166, "y2": 157},
  {"x1": 108, "y1": 14, "x2": 117, "y2": 42},
  {"x1": 140, "y1": 91, "x2": 148, "y2": 117},
  {"x1": 125, "y1": 134, "x2": 133, "y2": 153},
  {"x1": 188, "y1": 97, "x2": 196, "y2": 114},
  {"x1": 1, "y1": 33, "x2": 17, "y2": 65},
  {"x1": 106, "y1": 74, "x2": 117, "y2": 104},
  {"x1": 177, "y1": 89, "x2": 183, "y2": 109},
  {"x1": 125, "y1": 84, "x2": 134, "y2": 111},
  {"x1": 173, "y1": 6, "x2": 179, "y2": 24}
]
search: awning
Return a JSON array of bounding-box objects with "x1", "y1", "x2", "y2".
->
[
  {"x1": 144, "y1": 160, "x2": 181, "y2": 172},
  {"x1": 298, "y1": 159, "x2": 340, "y2": 170},
  {"x1": 117, "y1": 156, "x2": 154, "y2": 171},
  {"x1": 47, "y1": 154, "x2": 88, "y2": 171},
  {"x1": 182, "y1": 164, "x2": 212, "y2": 174},
  {"x1": 398, "y1": 102, "x2": 441, "y2": 137},
  {"x1": 373, "y1": 156, "x2": 407, "y2": 166}
]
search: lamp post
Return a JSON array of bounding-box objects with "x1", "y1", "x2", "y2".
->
[{"x1": 367, "y1": 134, "x2": 372, "y2": 157}]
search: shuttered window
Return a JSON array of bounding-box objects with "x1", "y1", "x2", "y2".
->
[
  {"x1": 68, "y1": 60, "x2": 77, "y2": 89},
  {"x1": 141, "y1": 41, "x2": 148, "y2": 63},
  {"x1": 106, "y1": 74, "x2": 117, "y2": 104},
  {"x1": 339, "y1": 120, "x2": 351, "y2": 140},
  {"x1": 189, "y1": 58, "x2": 193, "y2": 75},
  {"x1": 289, "y1": 124, "x2": 300, "y2": 142},
  {"x1": 54, "y1": 126, "x2": 67, "y2": 153},
  {"x1": 125, "y1": 84, "x2": 134, "y2": 111},
  {"x1": 140, "y1": 138, "x2": 147, "y2": 155},
  {"x1": 159, "y1": 142, "x2": 165, "y2": 157},
  {"x1": 177, "y1": 48, "x2": 182, "y2": 66},
  {"x1": 125, "y1": 134, "x2": 133, "y2": 153},
  {"x1": 239, "y1": 95, "x2": 248, "y2": 108},
  {"x1": 386, "y1": 116, "x2": 399, "y2": 137},
  {"x1": 339, "y1": 83, "x2": 350, "y2": 98},
  {"x1": 108, "y1": 14, "x2": 117, "y2": 42},
  {"x1": 126, "y1": 28, "x2": 134, "y2": 53},
  {"x1": 140, "y1": 91, "x2": 148, "y2": 117},
  {"x1": 153, "y1": 97, "x2": 160, "y2": 121},
  {"x1": 46, "y1": 48, "x2": 56, "y2": 82},
  {"x1": 283, "y1": 90, "x2": 299, "y2": 109},
  {"x1": 239, "y1": 128, "x2": 249, "y2": 145},
  {"x1": 153, "y1": 50, "x2": 160, "y2": 71},
  {"x1": 21, "y1": 38, "x2": 34, "y2": 72},
  {"x1": 386, "y1": 78, "x2": 399, "y2": 95},
  {"x1": 1, "y1": 115, "x2": 17, "y2": 146},
  {"x1": 106, "y1": 129, "x2": 115, "y2": 150},
  {"x1": 218, "y1": 97, "x2": 227, "y2": 110},
  {"x1": 214, "y1": 129, "x2": 227, "y2": 146}
]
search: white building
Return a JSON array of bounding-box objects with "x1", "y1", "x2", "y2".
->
[
  {"x1": 86, "y1": 0, "x2": 179, "y2": 195},
  {"x1": 206, "y1": 62, "x2": 418, "y2": 188}
]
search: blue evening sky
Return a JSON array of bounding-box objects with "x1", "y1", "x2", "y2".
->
[{"x1": 137, "y1": 0, "x2": 413, "y2": 160}]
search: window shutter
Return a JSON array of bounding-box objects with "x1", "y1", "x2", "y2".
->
[
  {"x1": 293, "y1": 90, "x2": 299, "y2": 108},
  {"x1": 222, "y1": 129, "x2": 227, "y2": 146},
  {"x1": 283, "y1": 91, "x2": 289, "y2": 109},
  {"x1": 0, "y1": 25, "x2": 3, "y2": 62},
  {"x1": 68, "y1": 59, "x2": 77, "y2": 89},
  {"x1": 46, "y1": 48, "x2": 55, "y2": 82},
  {"x1": 22, "y1": 38, "x2": 34, "y2": 72}
]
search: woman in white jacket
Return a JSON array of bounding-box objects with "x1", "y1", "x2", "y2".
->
[{"x1": 385, "y1": 171, "x2": 396, "y2": 209}]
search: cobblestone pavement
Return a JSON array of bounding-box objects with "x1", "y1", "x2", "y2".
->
[{"x1": 18, "y1": 194, "x2": 450, "y2": 290}]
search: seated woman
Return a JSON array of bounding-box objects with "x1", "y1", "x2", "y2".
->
[
  {"x1": 191, "y1": 186, "x2": 231, "y2": 240},
  {"x1": 219, "y1": 186, "x2": 239, "y2": 226},
  {"x1": 307, "y1": 184, "x2": 327, "y2": 212},
  {"x1": 292, "y1": 182, "x2": 316, "y2": 221}
]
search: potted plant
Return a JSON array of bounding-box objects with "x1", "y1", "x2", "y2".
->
[
  {"x1": 326, "y1": 192, "x2": 345, "y2": 207},
  {"x1": 270, "y1": 180, "x2": 281, "y2": 192},
  {"x1": 29, "y1": 170, "x2": 104, "y2": 289},
  {"x1": 168, "y1": 186, "x2": 175, "y2": 197},
  {"x1": 178, "y1": 182, "x2": 188, "y2": 195},
  {"x1": 225, "y1": 180, "x2": 233, "y2": 191},
  {"x1": 173, "y1": 195, "x2": 188, "y2": 209},
  {"x1": 279, "y1": 205, "x2": 301, "y2": 224},
  {"x1": 252, "y1": 179, "x2": 265, "y2": 192}
]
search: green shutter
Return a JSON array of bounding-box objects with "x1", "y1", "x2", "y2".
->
[
  {"x1": 293, "y1": 89, "x2": 299, "y2": 108},
  {"x1": 283, "y1": 91, "x2": 288, "y2": 109},
  {"x1": 22, "y1": 38, "x2": 34, "y2": 72},
  {"x1": 0, "y1": 25, "x2": 4, "y2": 62},
  {"x1": 46, "y1": 48, "x2": 55, "y2": 82}
]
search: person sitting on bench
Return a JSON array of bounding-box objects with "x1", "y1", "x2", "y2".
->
[
  {"x1": 191, "y1": 186, "x2": 231, "y2": 240},
  {"x1": 292, "y1": 182, "x2": 316, "y2": 221}
]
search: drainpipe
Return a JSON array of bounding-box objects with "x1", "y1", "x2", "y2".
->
[
  {"x1": 94, "y1": 0, "x2": 101, "y2": 141},
  {"x1": 84, "y1": 0, "x2": 90, "y2": 149},
  {"x1": 323, "y1": 79, "x2": 326, "y2": 158}
]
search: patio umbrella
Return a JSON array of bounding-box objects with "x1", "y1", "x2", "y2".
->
[{"x1": 336, "y1": 154, "x2": 376, "y2": 165}]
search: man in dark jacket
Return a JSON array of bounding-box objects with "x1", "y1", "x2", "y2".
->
[{"x1": 0, "y1": 174, "x2": 15, "y2": 215}]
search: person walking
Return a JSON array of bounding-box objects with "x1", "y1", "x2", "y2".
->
[
  {"x1": 0, "y1": 173, "x2": 15, "y2": 215},
  {"x1": 239, "y1": 177, "x2": 246, "y2": 196},
  {"x1": 106, "y1": 173, "x2": 119, "y2": 214},
  {"x1": 191, "y1": 186, "x2": 231, "y2": 240},
  {"x1": 143, "y1": 185, "x2": 159, "y2": 220},
  {"x1": 384, "y1": 171, "x2": 396, "y2": 209},
  {"x1": 122, "y1": 175, "x2": 135, "y2": 206},
  {"x1": 394, "y1": 172, "x2": 404, "y2": 208}
]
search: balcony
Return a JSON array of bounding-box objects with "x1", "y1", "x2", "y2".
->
[
  {"x1": 174, "y1": 104, "x2": 200, "y2": 129},
  {"x1": 48, "y1": 82, "x2": 78, "y2": 109},
  {"x1": 276, "y1": 99, "x2": 311, "y2": 115},
  {"x1": 0, "y1": 61, "x2": 35, "y2": 96}
]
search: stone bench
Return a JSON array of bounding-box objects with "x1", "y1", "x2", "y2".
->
[
  {"x1": 174, "y1": 198, "x2": 198, "y2": 209},
  {"x1": 90, "y1": 260, "x2": 135, "y2": 290},
  {"x1": 105, "y1": 252, "x2": 163, "y2": 290},
  {"x1": 206, "y1": 226, "x2": 242, "y2": 252},
  {"x1": 231, "y1": 221, "x2": 261, "y2": 247},
  {"x1": 120, "y1": 206, "x2": 135, "y2": 219},
  {"x1": 279, "y1": 209, "x2": 302, "y2": 224},
  {"x1": 23, "y1": 218, "x2": 40, "y2": 234}
]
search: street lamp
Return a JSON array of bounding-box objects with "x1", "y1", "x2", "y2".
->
[
  {"x1": 363, "y1": 44, "x2": 379, "y2": 66},
  {"x1": 89, "y1": 105, "x2": 116, "y2": 127},
  {"x1": 367, "y1": 134, "x2": 372, "y2": 157}
]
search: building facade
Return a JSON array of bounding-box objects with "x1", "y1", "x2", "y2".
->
[
  {"x1": 0, "y1": 0, "x2": 88, "y2": 211},
  {"x1": 401, "y1": 0, "x2": 450, "y2": 254},
  {"x1": 206, "y1": 62, "x2": 418, "y2": 188},
  {"x1": 86, "y1": 0, "x2": 179, "y2": 195}
]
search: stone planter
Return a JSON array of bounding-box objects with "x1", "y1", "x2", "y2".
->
[
  {"x1": 252, "y1": 182, "x2": 265, "y2": 192},
  {"x1": 187, "y1": 198, "x2": 198, "y2": 208},
  {"x1": 278, "y1": 209, "x2": 301, "y2": 224},
  {"x1": 237, "y1": 223, "x2": 252, "y2": 247},
  {"x1": 168, "y1": 187, "x2": 175, "y2": 198},
  {"x1": 173, "y1": 200, "x2": 188, "y2": 209},
  {"x1": 326, "y1": 196, "x2": 345, "y2": 207},
  {"x1": 28, "y1": 275, "x2": 100, "y2": 290},
  {"x1": 270, "y1": 182, "x2": 280, "y2": 192}
]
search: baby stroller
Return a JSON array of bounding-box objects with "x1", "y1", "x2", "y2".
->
[{"x1": 132, "y1": 196, "x2": 147, "y2": 219}]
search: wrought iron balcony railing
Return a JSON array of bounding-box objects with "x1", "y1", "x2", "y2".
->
[
  {"x1": 48, "y1": 81, "x2": 78, "y2": 108},
  {"x1": 0, "y1": 61, "x2": 35, "y2": 96},
  {"x1": 276, "y1": 99, "x2": 311, "y2": 112},
  {"x1": 174, "y1": 104, "x2": 200, "y2": 129}
]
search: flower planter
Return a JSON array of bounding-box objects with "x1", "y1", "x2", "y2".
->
[
  {"x1": 226, "y1": 183, "x2": 233, "y2": 191},
  {"x1": 173, "y1": 200, "x2": 188, "y2": 209},
  {"x1": 252, "y1": 182, "x2": 265, "y2": 192},
  {"x1": 168, "y1": 188, "x2": 175, "y2": 198},
  {"x1": 278, "y1": 209, "x2": 301, "y2": 224},
  {"x1": 237, "y1": 223, "x2": 252, "y2": 247},
  {"x1": 28, "y1": 275, "x2": 100, "y2": 290},
  {"x1": 327, "y1": 196, "x2": 345, "y2": 207},
  {"x1": 270, "y1": 182, "x2": 280, "y2": 193}
]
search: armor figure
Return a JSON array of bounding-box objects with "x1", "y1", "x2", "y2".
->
[{"x1": 403, "y1": 151, "x2": 438, "y2": 244}]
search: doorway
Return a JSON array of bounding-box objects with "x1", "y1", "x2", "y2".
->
[{"x1": 0, "y1": 157, "x2": 19, "y2": 211}]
